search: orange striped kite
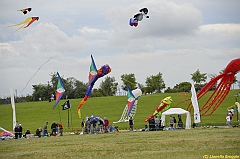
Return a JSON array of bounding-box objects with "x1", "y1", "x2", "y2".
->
[{"x1": 7, "y1": 17, "x2": 39, "y2": 32}]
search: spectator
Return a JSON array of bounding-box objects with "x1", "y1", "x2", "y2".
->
[
  {"x1": 155, "y1": 117, "x2": 160, "y2": 130},
  {"x1": 43, "y1": 122, "x2": 48, "y2": 136},
  {"x1": 14, "y1": 125, "x2": 19, "y2": 139},
  {"x1": 51, "y1": 122, "x2": 58, "y2": 136},
  {"x1": 24, "y1": 129, "x2": 31, "y2": 138},
  {"x1": 169, "y1": 116, "x2": 174, "y2": 127},
  {"x1": 103, "y1": 117, "x2": 109, "y2": 133},
  {"x1": 81, "y1": 119, "x2": 86, "y2": 134},
  {"x1": 35, "y1": 127, "x2": 42, "y2": 137},
  {"x1": 226, "y1": 114, "x2": 231, "y2": 127},
  {"x1": 18, "y1": 124, "x2": 23, "y2": 138},
  {"x1": 173, "y1": 117, "x2": 177, "y2": 129},
  {"x1": 58, "y1": 123, "x2": 63, "y2": 136},
  {"x1": 178, "y1": 118, "x2": 183, "y2": 129},
  {"x1": 129, "y1": 117, "x2": 134, "y2": 131}
]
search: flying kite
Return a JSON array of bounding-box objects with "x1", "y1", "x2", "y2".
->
[
  {"x1": 53, "y1": 72, "x2": 65, "y2": 109},
  {"x1": 18, "y1": 8, "x2": 32, "y2": 14},
  {"x1": 145, "y1": 96, "x2": 173, "y2": 122},
  {"x1": 113, "y1": 86, "x2": 142, "y2": 123},
  {"x1": 77, "y1": 55, "x2": 111, "y2": 118},
  {"x1": 7, "y1": 17, "x2": 39, "y2": 32},
  {"x1": 129, "y1": 8, "x2": 149, "y2": 27},
  {"x1": 175, "y1": 58, "x2": 240, "y2": 116}
]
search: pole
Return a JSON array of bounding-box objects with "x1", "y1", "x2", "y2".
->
[
  {"x1": 68, "y1": 108, "x2": 70, "y2": 128},
  {"x1": 235, "y1": 94, "x2": 239, "y2": 121}
]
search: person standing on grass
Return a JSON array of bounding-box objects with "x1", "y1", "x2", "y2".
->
[
  {"x1": 169, "y1": 115, "x2": 174, "y2": 128},
  {"x1": 226, "y1": 114, "x2": 231, "y2": 127},
  {"x1": 51, "y1": 121, "x2": 58, "y2": 136},
  {"x1": 173, "y1": 117, "x2": 177, "y2": 129},
  {"x1": 103, "y1": 117, "x2": 109, "y2": 133},
  {"x1": 129, "y1": 117, "x2": 134, "y2": 131},
  {"x1": 81, "y1": 119, "x2": 86, "y2": 134},
  {"x1": 43, "y1": 122, "x2": 48, "y2": 136},
  {"x1": 58, "y1": 123, "x2": 63, "y2": 136}
]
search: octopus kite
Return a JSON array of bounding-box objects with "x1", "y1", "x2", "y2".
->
[
  {"x1": 18, "y1": 8, "x2": 32, "y2": 14},
  {"x1": 177, "y1": 58, "x2": 240, "y2": 116},
  {"x1": 77, "y1": 55, "x2": 111, "y2": 118},
  {"x1": 145, "y1": 96, "x2": 173, "y2": 122},
  {"x1": 7, "y1": 17, "x2": 39, "y2": 32},
  {"x1": 129, "y1": 8, "x2": 149, "y2": 27}
]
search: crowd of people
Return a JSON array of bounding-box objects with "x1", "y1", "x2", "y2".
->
[
  {"x1": 13, "y1": 121, "x2": 64, "y2": 139},
  {"x1": 80, "y1": 116, "x2": 118, "y2": 134}
]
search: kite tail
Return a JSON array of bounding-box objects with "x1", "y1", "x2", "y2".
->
[{"x1": 77, "y1": 95, "x2": 88, "y2": 118}]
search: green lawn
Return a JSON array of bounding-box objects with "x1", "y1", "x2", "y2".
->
[
  {"x1": 0, "y1": 90, "x2": 239, "y2": 132},
  {"x1": 0, "y1": 90, "x2": 240, "y2": 159}
]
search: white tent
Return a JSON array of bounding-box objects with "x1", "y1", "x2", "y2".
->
[{"x1": 161, "y1": 108, "x2": 191, "y2": 129}]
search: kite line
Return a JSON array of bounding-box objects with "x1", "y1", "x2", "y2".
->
[{"x1": 20, "y1": 57, "x2": 52, "y2": 94}]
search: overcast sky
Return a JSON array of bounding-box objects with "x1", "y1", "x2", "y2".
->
[{"x1": 0, "y1": 0, "x2": 240, "y2": 97}]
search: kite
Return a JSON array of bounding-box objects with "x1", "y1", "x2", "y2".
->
[
  {"x1": 77, "y1": 55, "x2": 111, "y2": 118},
  {"x1": 175, "y1": 58, "x2": 240, "y2": 116},
  {"x1": 129, "y1": 8, "x2": 149, "y2": 27},
  {"x1": 113, "y1": 86, "x2": 142, "y2": 123},
  {"x1": 53, "y1": 72, "x2": 65, "y2": 109},
  {"x1": 145, "y1": 96, "x2": 173, "y2": 122},
  {"x1": 18, "y1": 8, "x2": 32, "y2": 14},
  {"x1": 7, "y1": 17, "x2": 39, "y2": 32},
  {"x1": 20, "y1": 57, "x2": 52, "y2": 94}
]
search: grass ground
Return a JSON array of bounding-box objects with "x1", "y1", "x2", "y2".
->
[
  {"x1": 0, "y1": 90, "x2": 240, "y2": 158},
  {"x1": 0, "y1": 128, "x2": 239, "y2": 159}
]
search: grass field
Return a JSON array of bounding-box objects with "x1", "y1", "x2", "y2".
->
[
  {"x1": 0, "y1": 90, "x2": 240, "y2": 132},
  {"x1": 0, "y1": 128, "x2": 239, "y2": 159},
  {"x1": 0, "y1": 90, "x2": 240, "y2": 158}
]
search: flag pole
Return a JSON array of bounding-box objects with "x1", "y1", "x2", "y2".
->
[
  {"x1": 68, "y1": 108, "x2": 70, "y2": 128},
  {"x1": 58, "y1": 105, "x2": 62, "y2": 123}
]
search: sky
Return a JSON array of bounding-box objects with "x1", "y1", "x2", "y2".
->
[{"x1": 0, "y1": 0, "x2": 240, "y2": 97}]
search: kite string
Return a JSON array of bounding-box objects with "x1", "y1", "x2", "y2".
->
[{"x1": 20, "y1": 57, "x2": 52, "y2": 94}]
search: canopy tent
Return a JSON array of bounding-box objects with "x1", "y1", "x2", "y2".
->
[{"x1": 161, "y1": 108, "x2": 191, "y2": 129}]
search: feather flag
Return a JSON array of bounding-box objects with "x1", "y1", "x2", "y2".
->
[
  {"x1": 126, "y1": 85, "x2": 136, "y2": 116},
  {"x1": 53, "y1": 72, "x2": 65, "y2": 109},
  {"x1": 62, "y1": 100, "x2": 71, "y2": 110}
]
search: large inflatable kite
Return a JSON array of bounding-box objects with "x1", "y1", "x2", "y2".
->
[
  {"x1": 18, "y1": 8, "x2": 32, "y2": 14},
  {"x1": 7, "y1": 17, "x2": 39, "y2": 32},
  {"x1": 129, "y1": 8, "x2": 149, "y2": 27},
  {"x1": 113, "y1": 86, "x2": 142, "y2": 123},
  {"x1": 175, "y1": 58, "x2": 240, "y2": 116},
  {"x1": 145, "y1": 96, "x2": 173, "y2": 122},
  {"x1": 53, "y1": 72, "x2": 65, "y2": 109},
  {"x1": 77, "y1": 55, "x2": 111, "y2": 118}
]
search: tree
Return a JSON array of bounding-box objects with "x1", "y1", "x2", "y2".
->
[
  {"x1": 173, "y1": 82, "x2": 191, "y2": 92},
  {"x1": 99, "y1": 76, "x2": 118, "y2": 96},
  {"x1": 191, "y1": 69, "x2": 207, "y2": 84},
  {"x1": 121, "y1": 73, "x2": 137, "y2": 91},
  {"x1": 145, "y1": 72, "x2": 165, "y2": 93}
]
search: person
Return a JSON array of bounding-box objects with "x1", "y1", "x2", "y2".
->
[
  {"x1": 24, "y1": 129, "x2": 31, "y2": 138},
  {"x1": 155, "y1": 116, "x2": 160, "y2": 130},
  {"x1": 103, "y1": 117, "x2": 109, "y2": 133},
  {"x1": 178, "y1": 118, "x2": 183, "y2": 129},
  {"x1": 114, "y1": 125, "x2": 119, "y2": 134},
  {"x1": 58, "y1": 123, "x2": 63, "y2": 136},
  {"x1": 98, "y1": 118, "x2": 104, "y2": 133},
  {"x1": 236, "y1": 102, "x2": 240, "y2": 121},
  {"x1": 81, "y1": 119, "x2": 86, "y2": 134},
  {"x1": 18, "y1": 124, "x2": 23, "y2": 138},
  {"x1": 169, "y1": 115, "x2": 174, "y2": 127},
  {"x1": 14, "y1": 125, "x2": 19, "y2": 139},
  {"x1": 35, "y1": 127, "x2": 42, "y2": 137},
  {"x1": 129, "y1": 117, "x2": 134, "y2": 131},
  {"x1": 226, "y1": 114, "x2": 231, "y2": 127},
  {"x1": 173, "y1": 117, "x2": 177, "y2": 129},
  {"x1": 51, "y1": 121, "x2": 58, "y2": 136},
  {"x1": 91, "y1": 117, "x2": 97, "y2": 134},
  {"x1": 43, "y1": 122, "x2": 48, "y2": 136},
  {"x1": 85, "y1": 118, "x2": 90, "y2": 134}
]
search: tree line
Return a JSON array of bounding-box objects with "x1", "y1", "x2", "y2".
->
[{"x1": 1, "y1": 69, "x2": 239, "y2": 104}]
